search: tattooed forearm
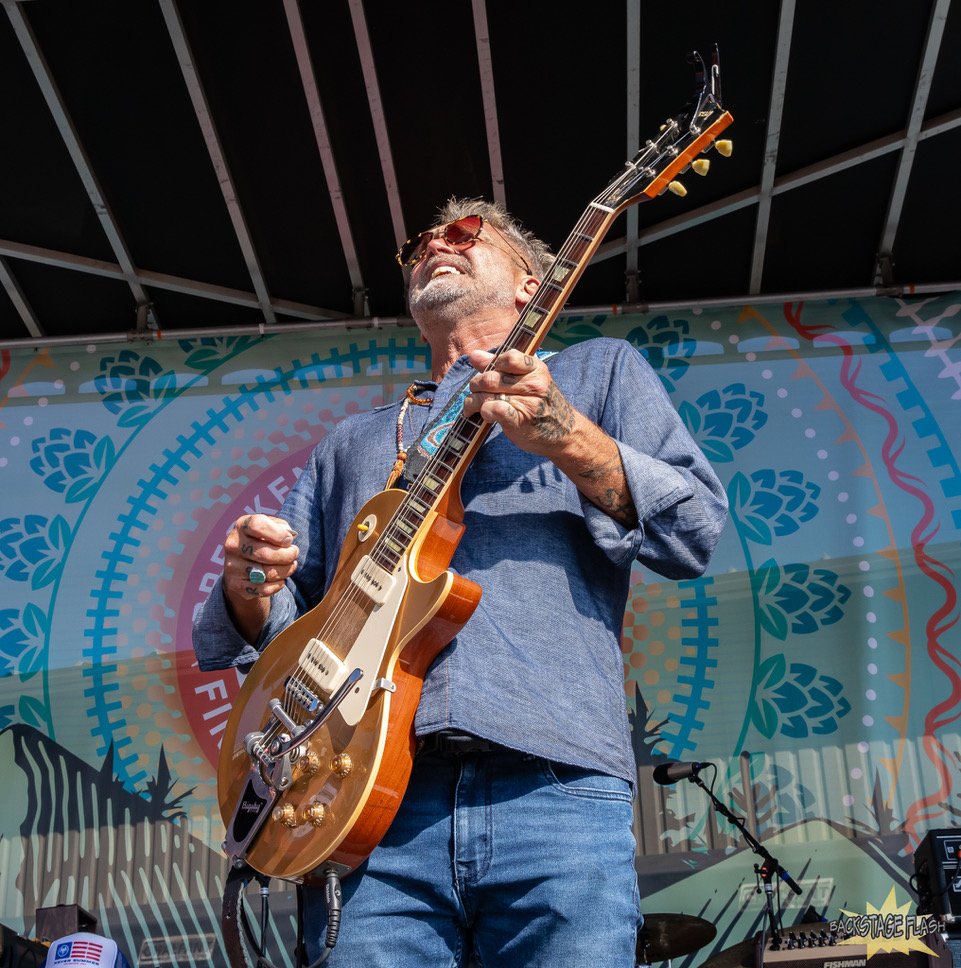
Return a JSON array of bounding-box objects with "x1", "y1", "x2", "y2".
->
[
  {"x1": 598, "y1": 487, "x2": 639, "y2": 529},
  {"x1": 579, "y1": 453, "x2": 622, "y2": 481},
  {"x1": 579, "y1": 454, "x2": 639, "y2": 528}
]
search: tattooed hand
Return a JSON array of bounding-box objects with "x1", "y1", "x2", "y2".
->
[
  {"x1": 465, "y1": 349, "x2": 638, "y2": 529},
  {"x1": 222, "y1": 514, "x2": 299, "y2": 642},
  {"x1": 465, "y1": 349, "x2": 576, "y2": 455}
]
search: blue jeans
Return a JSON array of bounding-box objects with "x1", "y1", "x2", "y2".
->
[{"x1": 305, "y1": 745, "x2": 640, "y2": 967}]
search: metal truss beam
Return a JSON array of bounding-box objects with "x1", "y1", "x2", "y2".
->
[
  {"x1": 158, "y1": 0, "x2": 276, "y2": 322},
  {"x1": 5, "y1": 1, "x2": 149, "y2": 311}
]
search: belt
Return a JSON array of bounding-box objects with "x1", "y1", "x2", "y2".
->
[{"x1": 418, "y1": 731, "x2": 501, "y2": 755}]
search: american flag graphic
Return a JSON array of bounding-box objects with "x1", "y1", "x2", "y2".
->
[{"x1": 54, "y1": 939, "x2": 104, "y2": 963}]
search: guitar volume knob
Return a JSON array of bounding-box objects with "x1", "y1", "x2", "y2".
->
[
  {"x1": 298, "y1": 751, "x2": 321, "y2": 776},
  {"x1": 272, "y1": 803, "x2": 298, "y2": 828},
  {"x1": 331, "y1": 753, "x2": 353, "y2": 777},
  {"x1": 303, "y1": 801, "x2": 327, "y2": 827}
]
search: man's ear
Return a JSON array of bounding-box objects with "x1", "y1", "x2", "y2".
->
[{"x1": 515, "y1": 275, "x2": 539, "y2": 308}]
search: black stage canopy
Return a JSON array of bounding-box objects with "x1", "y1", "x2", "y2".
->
[{"x1": 1, "y1": 0, "x2": 959, "y2": 347}]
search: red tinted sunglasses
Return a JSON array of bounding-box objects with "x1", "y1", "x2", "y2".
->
[{"x1": 396, "y1": 214, "x2": 532, "y2": 274}]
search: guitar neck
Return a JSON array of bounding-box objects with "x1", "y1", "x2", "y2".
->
[{"x1": 501, "y1": 202, "x2": 619, "y2": 356}]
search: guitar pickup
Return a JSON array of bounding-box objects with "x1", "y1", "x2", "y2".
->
[
  {"x1": 350, "y1": 554, "x2": 396, "y2": 605},
  {"x1": 299, "y1": 637, "x2": 350, "y2": 697}
]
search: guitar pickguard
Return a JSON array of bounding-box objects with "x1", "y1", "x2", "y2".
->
[{"x1": 331, "y1": 564, "x2": 409, "y2": 726}]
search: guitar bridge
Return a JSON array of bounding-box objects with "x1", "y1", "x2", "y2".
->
[
  {"x1": 286, "y1": 675, "x2": 321, "y2": 714},
  {"x1": 244, "y1": 668, "x2": 365, "y2": 793}
]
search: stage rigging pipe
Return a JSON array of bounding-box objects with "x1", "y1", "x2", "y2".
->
[{"x1": 0, "y1": 282, "x2": 958, "y2": 351}]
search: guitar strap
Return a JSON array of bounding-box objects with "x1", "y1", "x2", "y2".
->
[{"x1": 401, "y1": 350, "x2": 555, "y2": 485}]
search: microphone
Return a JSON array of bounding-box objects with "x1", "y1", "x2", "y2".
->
[{"x1": 652, "y1": 761, "x2": 708, "y2": 785}]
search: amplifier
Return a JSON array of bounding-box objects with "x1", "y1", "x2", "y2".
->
[
  {"x1": 915, "y1": 828, "x2": 961, "y2": 921},
  {"x1": 756, "y1": 930, "x2": 951, "y2": 968}
]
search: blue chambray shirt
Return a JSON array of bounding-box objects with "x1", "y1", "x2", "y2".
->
[{"x1": 192, "y1": 338, "x2": 727, "y2": 783}]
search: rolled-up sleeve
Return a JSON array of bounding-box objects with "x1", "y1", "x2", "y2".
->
[{"x1": 572, "y1": 340, "x2": 728, "y2": 578}]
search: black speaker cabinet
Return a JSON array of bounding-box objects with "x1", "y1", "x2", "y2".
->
[{"x1": 914, "y1": 828, "x2": 961, "y2": 919}]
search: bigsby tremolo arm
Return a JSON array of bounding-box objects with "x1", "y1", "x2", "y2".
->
[{"x1": 247, "y1": 667, "x2": 364, "y2": 791}]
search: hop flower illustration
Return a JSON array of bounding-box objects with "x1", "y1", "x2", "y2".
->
[
  {"x1": 756, "y1": 560, "x2": 851, "y2": 638},
  {"x1": 680, "y1": 383, "x2": 768, "y2": 463},
  {"x1": 178, "y1": 335, "x2": 261, "y2": 373},
  {"x1": 0, "y1": 605, "x2": 47, "y2": 680},
  {"x1": 626, "y1": 315, "x2": 696, "y2": 391},
  {"x1": 94, "y1": 349, "x2": 177, "y2": 428},
  {"x1": 0, "y1": 514, "x2": 71, "y2": 588},
  {"x1": 752, "y1": 654, "x2": 851, "y2": 738},
  {"x1": 730, "y1": 468, "x2": 821, "y2": 544},
  {"x1": 29, "y1": 428, "x2": 116, "y2": 503}
]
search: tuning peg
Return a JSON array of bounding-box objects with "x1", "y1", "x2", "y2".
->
[
  {"x1": 668, "y1": 180, "x2": 687, "y2": 197},
  {"x1": 715, "y1": 139, "x2": 733, "y2": 157},
  {"x1": 692, "y1": 159, "x2": 710, "y2": 176}
]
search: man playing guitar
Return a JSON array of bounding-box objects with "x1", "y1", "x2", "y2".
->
[{"x1": 193, "y1": 198, "x2": 728, "y2": 967}]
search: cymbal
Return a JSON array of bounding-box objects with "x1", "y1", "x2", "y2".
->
[
  {"x1": 699, "y1": 939, "x2": 756, "y2": 968},
  {"x1": 636, "y1": 913, "x2": 718, "y2": 962}
]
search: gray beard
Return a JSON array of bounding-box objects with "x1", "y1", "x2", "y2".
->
[{"x1": 410, "y1": 275, "x2": 516, "y2": 325}]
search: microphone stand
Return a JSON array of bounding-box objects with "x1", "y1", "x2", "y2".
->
[{"x1": 687, "y1": 768, "x2": 803, "y2": 950}]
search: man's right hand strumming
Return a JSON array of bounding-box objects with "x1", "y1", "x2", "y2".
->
[{"x1": 222, "y1": 514, "x2": 299, "y2": 644}]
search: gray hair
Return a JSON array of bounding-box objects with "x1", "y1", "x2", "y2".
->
[{"x1": 429, "y1": 197, "x2": 554, "y2": 280}]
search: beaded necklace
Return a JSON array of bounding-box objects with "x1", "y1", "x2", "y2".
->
[{"x1": 385, "y1": 383, "x2": 434, "y2": 488}]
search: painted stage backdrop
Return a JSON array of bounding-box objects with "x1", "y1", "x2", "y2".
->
[{"x1": 0, "y1": 292, "x2": 959, "y2": 966}]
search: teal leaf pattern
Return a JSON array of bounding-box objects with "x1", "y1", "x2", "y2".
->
[
  {"x1": 29, "y1": 428, "x2": 116, "y2": 502},
  {"x1": 19, "y1": 694, "x2": 47, "y2": 730},
  {"x1": 178, "y1": 335, "x2": 262, "y2": 373},
  {"x1": 94, "y1": 350, "x2": 177, "y2": 428},
  {"x1": 752, "y1": 655, "x2": 852, "y2": 739},
  {"x1": 730, "y1": 468, "x2": 821, "y2": 544},
  {"x1": 0, "y1": 605, "x2": 48, "y2": 680},
  {"x1": 755, "y1": 560, "x2": 851, "y2": 639},
  {"x1": 625, "y1": 315, "x2": 696, "y2": 392},
  {"x1": 751, "y1": 654, "x2": 787, "y2": 738},
  {"x1": 0, "y1": 514, "x2": 71, "y2": 588},
  {"x1": 685, "y1": 383, "x2": 768, "y2": 463}
]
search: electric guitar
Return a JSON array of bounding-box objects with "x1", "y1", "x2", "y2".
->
[{"x1": 217, "y1": 49, "x2": 733, "y2": 883}]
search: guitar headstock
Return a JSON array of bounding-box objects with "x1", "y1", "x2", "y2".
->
[{"x1": 600, "y1": 46, "x2": 733, "y2": 212}]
